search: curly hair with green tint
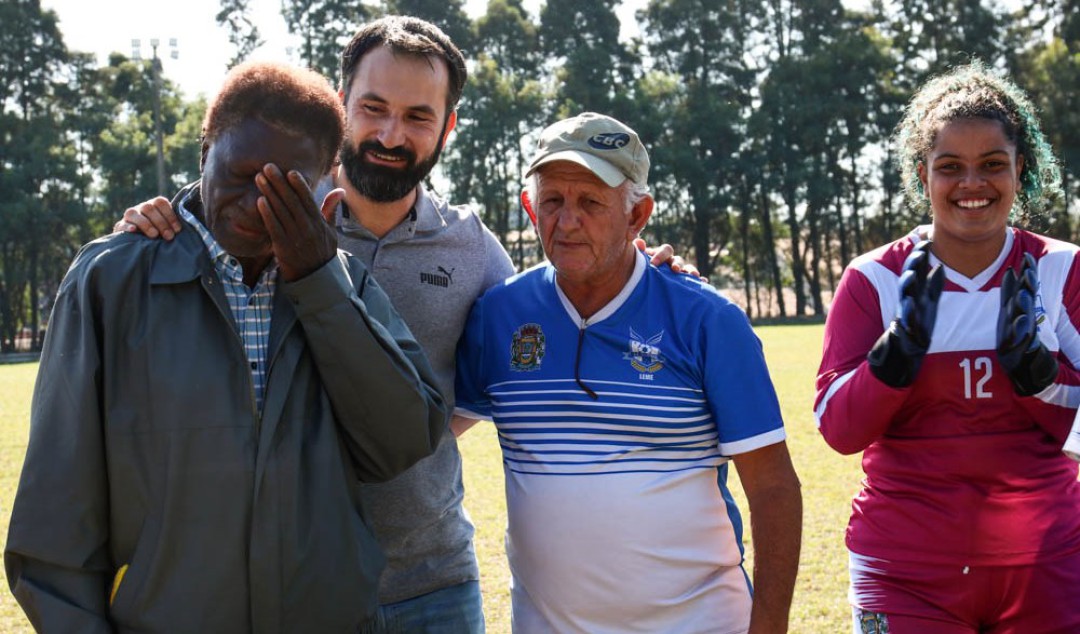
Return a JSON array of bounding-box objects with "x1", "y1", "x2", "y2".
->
[{"x1": 894, "y1": 61, "x2": 1062, "y2": 225}]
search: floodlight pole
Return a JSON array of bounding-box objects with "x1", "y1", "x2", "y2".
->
[
  {"x1": 133, "y1": 37, "x2": 178, "y2": 195},
  {"x1": 150, "y1": 39, "x2": 166, "y2": 195}
]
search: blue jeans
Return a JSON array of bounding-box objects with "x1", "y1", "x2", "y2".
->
[{"x1": 359, "y1": 581, "x2": 485, "y2": 634}]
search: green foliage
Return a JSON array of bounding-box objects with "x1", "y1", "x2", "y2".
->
[
  {"x1": 383, "y1": 0, "x2": 476, "y2": 54},
  {"x1": 640, "y1": 0, "x2": 763, "y2": 279},
  {"x1": 92, "y1": 54, "x2": 191, "y2": 215},
  {"x1": 6, "y1": 0, "x2": 1080, "y2": 343},
  {"x1": 0, "y1": 2, "x2": 199, "y2": 352},
  {"x1": 0, "y1": 0, "x2": 73, "y2": 351},
  {"x1": 1012, "y1": 6, "x2": 1080, "y2": 238},
  {"x1": 540, "y1": 0, "x2": 639, "y2": 118},
  {"x1": 216, "y1": 0, "x2": 264, "y2": 69},
  {"x1": 281, "y1": 0, "x2": 372, "y2": 81},
  {"x1": 444, "y1": 0, "x2": 546, "y2": 269},
  {"x1": 888, "y1": 0, "x2": 1008, "y2": 78}
]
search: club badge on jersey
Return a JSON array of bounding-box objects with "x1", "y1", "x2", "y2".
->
[
  {"x1": 510, "y1": 323, "x2": 546, "y2": 371},
  {"x1": 624, "y1": 328, "x2": 666, "y2": 377}
]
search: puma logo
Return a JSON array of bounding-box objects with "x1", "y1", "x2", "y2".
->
[{"x1": 420, "y1": 266, "x2": 456, "y2": 288}]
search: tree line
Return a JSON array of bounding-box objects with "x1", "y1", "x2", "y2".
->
[{"x1": 1, "y1": 0, "x2": 1077, "y2": 351}]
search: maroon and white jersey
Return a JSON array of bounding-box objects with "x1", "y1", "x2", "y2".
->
[{"x1": 815, "y1": 226, "x2": 1080, "y2": 566}]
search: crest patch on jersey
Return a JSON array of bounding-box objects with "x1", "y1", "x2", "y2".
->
[
  {"x1": 510, "y1": 323, "x2": 546, "y2": 371},
  {"x1": 623, "y1": 328, "x2": 666, "y2": 373}
]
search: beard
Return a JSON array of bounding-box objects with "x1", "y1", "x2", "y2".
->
[{"x1": 339, "y1": 138, "x2": 443, "y2": 203}]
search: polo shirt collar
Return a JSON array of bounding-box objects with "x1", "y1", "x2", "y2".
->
[{"x1": 334, "y1": 182, "x2": 449, "y2": 242}]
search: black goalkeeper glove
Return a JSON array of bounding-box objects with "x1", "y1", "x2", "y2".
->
[
  {"x1": 867, "y1": 241, "x2": 946, "y2": 388},
  {"x1": 997, "y1": 252, "x2": 1058, "y2": 396}
]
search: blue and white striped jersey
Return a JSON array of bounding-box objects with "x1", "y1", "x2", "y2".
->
[{"x1": 455, "y1": 253, "x2": 786, "y2": 633}]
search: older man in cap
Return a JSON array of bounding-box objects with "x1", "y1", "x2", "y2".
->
[{"x1": 453, "y1": 112, "x2": 802, "y2": 633}]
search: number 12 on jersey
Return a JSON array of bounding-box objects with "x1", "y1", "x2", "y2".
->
[{"x1": 960, "y1": 357, "x2": 994, "y2": 399}]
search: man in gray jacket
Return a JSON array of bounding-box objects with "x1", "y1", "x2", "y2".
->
[{"x1": 5, "y1": 61, "x2": 445, "y2": 633}]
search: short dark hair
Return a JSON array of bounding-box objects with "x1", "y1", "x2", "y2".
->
[
  {"x1": 340, "y1": 15, "x2": 467, "y2": 119},
  {"x1": 202, "y1": 61, "x2": 345, "y2": 175}
]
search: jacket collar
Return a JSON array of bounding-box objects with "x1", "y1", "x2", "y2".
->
[{"x1": 148, "y1": 182, "x2": 216, "y2": 285}]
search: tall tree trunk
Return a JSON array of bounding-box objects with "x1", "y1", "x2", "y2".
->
[
  {"x1": 783, "y1": 185, "x2": 806, "y2": 316},
  {"x1": 29, "y1": 242, "x2": 40, "y2": 350},
  {"x1": 759, "y1": 187, "x2": 786, "y2": 317},
  {"x1": 691, "y1": 180, "x2": 714, "y2": 280},
  {"x1": 0, "y1": 245, "x2": 14, "y2": 352},
  {"x1": 827, "y1": 191, "x2": 840, "y2": 293},
  {"x1": 847, "y1": 150, "x2": 861, "y2": 257},
  {"x1": 882, "y1": 149, "x2": 896, "y2": 240},
  {"x1": 806, "y1": 200, "x2": 824, "y2": 316},
  {"x1": 739, "y1": 179, "x2": 754, "y2": 320}
]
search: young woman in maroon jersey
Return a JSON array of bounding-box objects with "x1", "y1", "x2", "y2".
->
[{"x1": 815, "y1": 62, "x2": 1080, "y2": 634}]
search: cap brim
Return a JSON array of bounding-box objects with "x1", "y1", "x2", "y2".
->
[{"x1": 525, "y1": 151, "x2": 626, "y2": 188}]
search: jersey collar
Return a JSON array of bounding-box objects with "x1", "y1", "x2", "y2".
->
[{"x1": 554, "y1": 251, "x2": 647, "y2": 327}]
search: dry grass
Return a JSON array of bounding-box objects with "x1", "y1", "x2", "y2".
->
[
  {"x1": 0, "y1": 323, "x2": 863, "y2": 632},
  {"x1": 0, "y1": 363, "x2": 35, "y2": 632}
]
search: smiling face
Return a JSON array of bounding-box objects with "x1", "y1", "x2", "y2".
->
[
  {"x1": 339, "y1": 45, "x2": 455, "y2": 203},
  {"x1": 918, "y1": 117, "x2": 1024, "y2": 253},
  {"x1": 200, "y1": 118, "x2": 321, "y2": 271}
]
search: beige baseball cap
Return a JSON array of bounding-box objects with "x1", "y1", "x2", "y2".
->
[{"x1": 524, "y1": 112, "x2": 650, "y2": 187}]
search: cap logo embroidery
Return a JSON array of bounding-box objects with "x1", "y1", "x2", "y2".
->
[{"x1": 588, "y1": 132, "x2": 630, "y2": 150}]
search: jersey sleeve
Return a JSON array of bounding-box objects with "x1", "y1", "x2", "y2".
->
[
  {"x1": 1028, "y1": 248, "x2": 1080, "y2": 445},
  {"x1": 454, "y1": 295, "x2": 492, "y2": 419},
  {"x1": 702, "y1": 300, "x2": 786, "y2": 455},
  {"x1": 814, "y1": 264, "x2": 912, "y2": 455},
  {"x1": 1063, "y1": 250, "x2": 1080, "y2": 455}
]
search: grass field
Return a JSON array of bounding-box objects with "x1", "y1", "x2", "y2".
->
[{"x1": 0, "y1": 323, "x2": 864, "y2": 632}]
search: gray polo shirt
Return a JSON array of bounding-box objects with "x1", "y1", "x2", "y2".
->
[{"x1": 322, "y1": 180, "x2": 515, "y2": 603}]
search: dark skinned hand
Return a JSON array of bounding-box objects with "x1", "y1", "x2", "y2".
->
[{"x1": 255, "y1": 164, "x2": 345, "y2": 282}]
